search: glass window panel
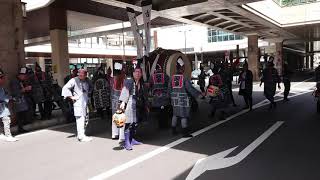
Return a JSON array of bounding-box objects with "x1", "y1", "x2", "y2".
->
[
  {"x1": 223, "y1": 35, "x2": 228, "y2": 41},
  {"x1": 213, "y1": 36, "x2": 217, "y2": 42},
  {"x1": 218, "y1": 36, "x2": 223, "y2": 42},
  {"x1": 229, "y1": 35, "x2": 235, "y2": 40},
  {"x1": 93, "y1": 58, "x2": 98, "y2": 64},
  {"x1": 212, "y1": 30, "x2": 217, "y2": 35},
  {"x1": 208, "y1": 37, "x2": 212, "y2": 43},
  {"x1": 86, "y1": 38, "x2": 91, "y2": 44},
  {"x1": 80, "y1": 58, "x2": 86, "y2": 63},
  {"x1": 92, "y1": 37, "x2": 97, "y2": 44}
]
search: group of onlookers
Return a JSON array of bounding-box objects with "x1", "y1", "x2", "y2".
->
[{"x1": 0, "y1": 63, "x2": 61, "y2": 141}]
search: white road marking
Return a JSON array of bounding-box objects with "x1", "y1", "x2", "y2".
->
[
  {"x1": 89, "y1": 109, "x2": 254, "y2": 180},
  {"x1": 89, "y1": 84, "x2": 313, "y2": 180},
  {"x1": 90, "y1": 79, "x2": 314, "y2": 180},
  {"x1": 186, "y1": 121, "x2": 284, "y2": 180}
]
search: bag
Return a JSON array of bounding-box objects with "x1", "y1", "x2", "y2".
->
[
  {"x1": 112, "y1": 109, "x2": 126, "y2": 128},
  {"x1": 13, "y1": 96, "x2": 28, "y2": 112},
  {"x1": 207, "y1": 85, "x2": 220, "y2": 97}
]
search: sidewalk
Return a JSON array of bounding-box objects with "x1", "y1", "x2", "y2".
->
[{"x1": 11, "y1": 110, "x2": 67, "y2": 135}]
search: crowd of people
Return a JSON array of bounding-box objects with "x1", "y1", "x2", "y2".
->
[
  {"x1": 0, "y1": 56, "x2": 293, "y2": 149},
  {"x1": 0, "y1": 63, "x2": 62, "y2": 142}
]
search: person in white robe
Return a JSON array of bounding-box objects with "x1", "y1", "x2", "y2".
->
[{"x1": 62, "y1": 69, "x2": 92, "y2": 142}]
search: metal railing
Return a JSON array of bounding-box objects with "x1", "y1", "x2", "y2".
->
[{"x1": 273, "y1": 0, "x2": 317, "y2": 7}]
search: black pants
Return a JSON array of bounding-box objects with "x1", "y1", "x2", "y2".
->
[
  {"x1": 153, "y1": 106, "x2": 171, "y2": 129},
  {"x1": 243, "y1": 93, "x2": 253, "y2": 109},
  {"x1": 25, "y1": 96, "x2": 35, "y2": 123},
  {"x1": 265, "y1": 92, "x2": 275, "y2": 103},
  {"x1": 200, "y1": 86, "x2": 205, "y2": 93},
  {"x1": 37, "y1": 101, "x2": 52, "y2": 119},
  {"x1": 227, "y1": 82, "x2": 236, "y2": 105},
  {"x1": 283, "y1": 79, "x2": 291, "y2": 100},
  {"x1": 136, "y1": 106, "x2": 147, "y2": 123},
  {"x1": 16, "y1": 111, "x2": 28, "y2": 130}
]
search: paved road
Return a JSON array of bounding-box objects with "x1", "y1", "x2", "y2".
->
[{"x1": 0, "y1": 79, "x2": 318, "y2": 180}]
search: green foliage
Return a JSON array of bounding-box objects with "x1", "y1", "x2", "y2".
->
[{"x1": 274, "y1": 0, "x2": 317, "y2": 7}]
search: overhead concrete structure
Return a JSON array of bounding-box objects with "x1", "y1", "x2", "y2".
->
[{"x1": 14, "y1": 0, "x2": 320, "y2": 83}]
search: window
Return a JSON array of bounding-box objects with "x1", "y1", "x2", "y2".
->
[
  {"x1": 92, "y1": 37, "x2": 98, "y2": 44},
  {"x1": 223, "y1": 35, "x2": 228, "y2": 41},
  {"x1": 208, "y1": 28, "x2": 243, "y2": 43},
  {"x1": 212, "y1": 36, "x2": 217, "y2": 42}
]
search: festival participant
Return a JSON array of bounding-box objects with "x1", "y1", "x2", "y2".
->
[
  {"x1": 62, "y1": 69, "x2": 92, "y2": 142},
  {"x1": 169, "y1": 58, "x2": 201, "y2": 137}
]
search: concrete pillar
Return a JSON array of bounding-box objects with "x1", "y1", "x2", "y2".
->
[
  {"x1": 50, "y1": 29, "x2": 69, "y2": 85},
  {"x1": 15, "y1": 0, "x2": 25, "y2": 66},
  {"x1": 247, "y1": 35, "x2": 259, "y2": 81},
  {"x1": 311, "y1": 54, "x2": 314, "y2": 70},
  {"x1": 106, "y1": 58, "x2": 113, "y2": 76},
  {"x1": 305, "y1": 42, "x2": 309, "y2": 69},
  {"x1": 236, "y1": 44, "x2": 239, "y2": 61},
  {"x1": 310, "y1": 42, "x2": 314, "y2": 69},
  {"x1": 0, "y1": 0, "x2": 25, "y2": 85},
  {"x1": 275, "y1": 42, "x2": 283, "y2": 76},
  {"x1": 37, "y1": 57, "x2": 46, "y2": 72},
  {"x1": 49, "y1": 2, "x2": 69, "y2": 86}
]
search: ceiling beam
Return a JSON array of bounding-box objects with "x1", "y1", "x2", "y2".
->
[
  {"x1": 227, "y1": 4, "x2": 296, "y2": 39},
  {"x1": 204, "y1": 18, "x2": 222, "y2": 24},
  {"x1": 92, "y1": 0, "x2": 142, "y2": 12},
  {"x1": 215, "y1": 21, "x2": 233, "y2": 27},
  {"x1": 191, "y1": 13, "x2": 210, "y2": 21},
  {"x1": 231, "y1": 26, "x2": 247, "y2": 32},
  {"x1": 227, "y1": 15, "x2": 243, "y2": 18},
  {"x1": 225, "y1": 23, "x2": 241, "y2": 30},
  {"x1": 207, "y1": 11, "x2": 254, "y2": 28},
  {"x1": 159, "y1": 1, "x2": 224, "y2": 18},
  {"x1": 171, "y1": 16, "x2": 246, "y2": 36}
]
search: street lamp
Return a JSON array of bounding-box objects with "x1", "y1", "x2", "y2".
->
[{"x1": 179, "y1": 24, "x2": 191, "y2": 54}]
